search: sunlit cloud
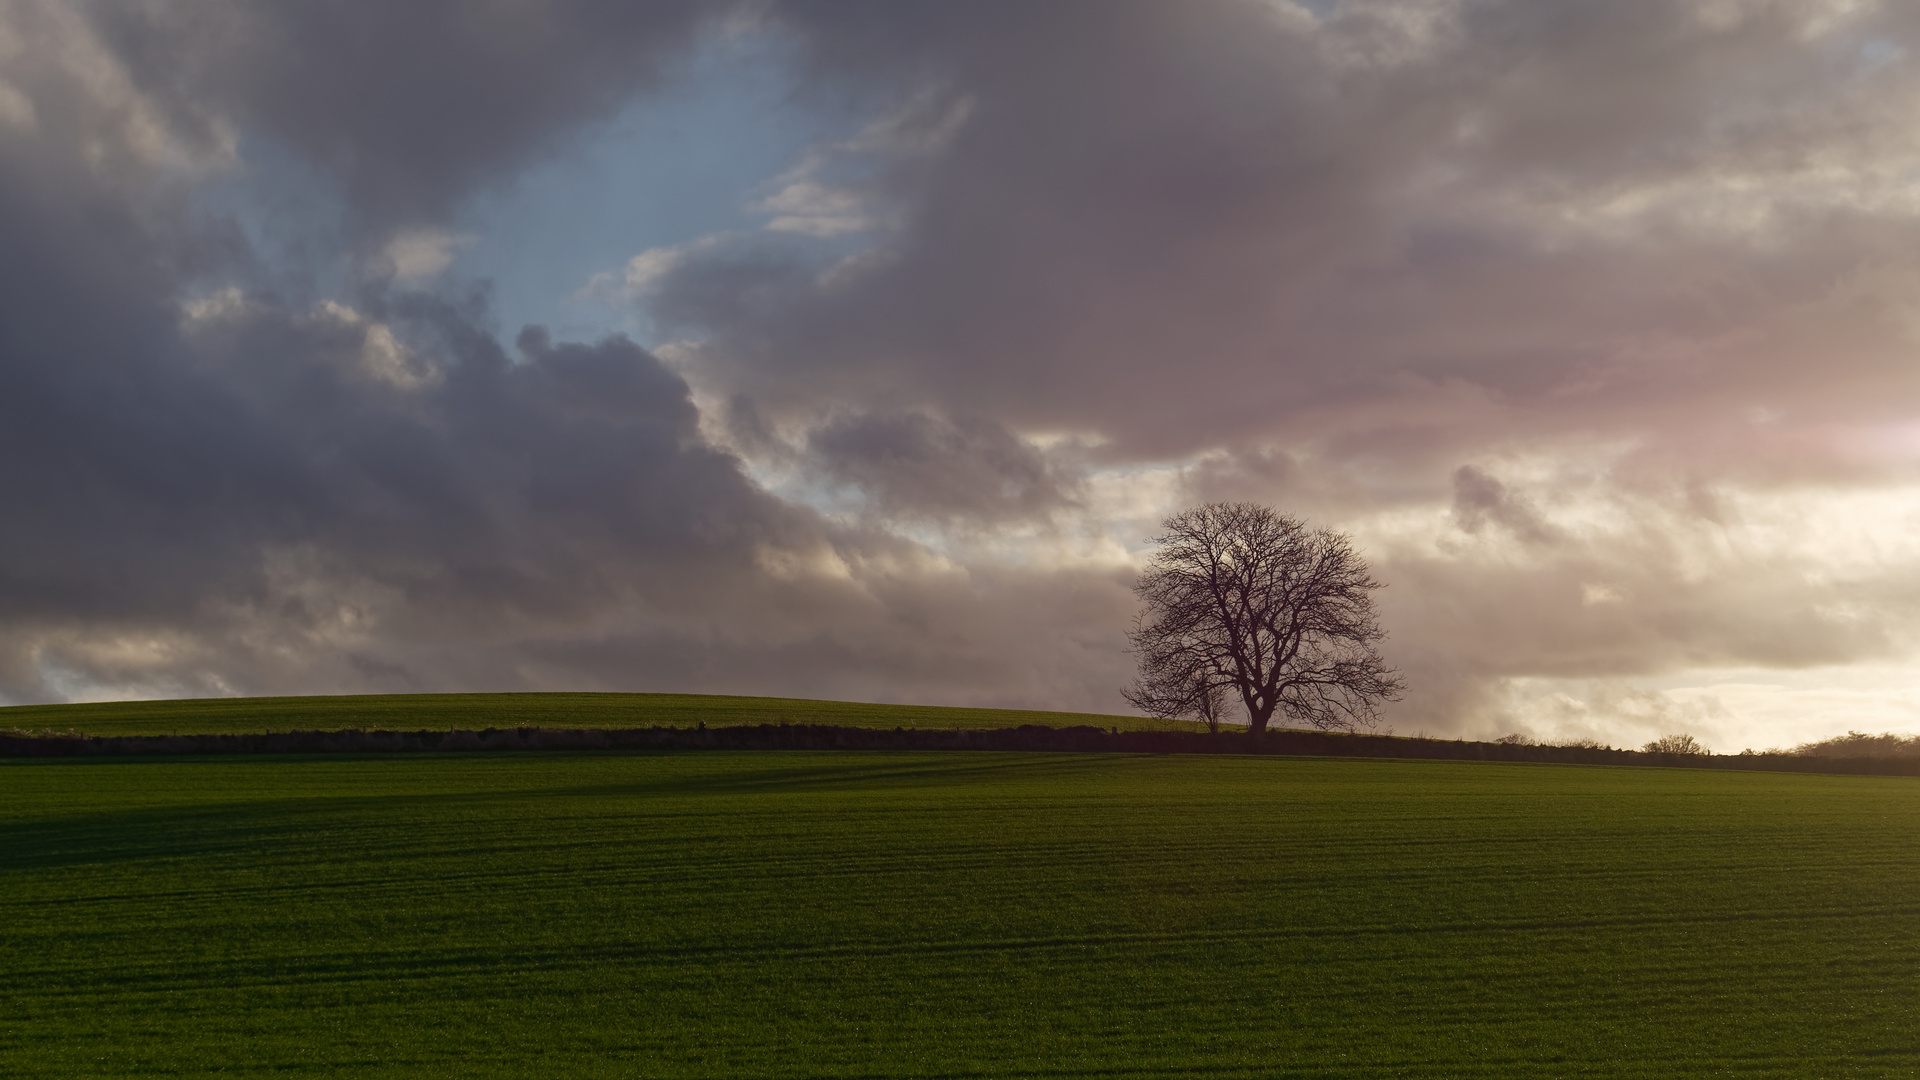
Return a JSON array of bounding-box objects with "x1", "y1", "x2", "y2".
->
[{"x1": 377, "y1": 228, "x2": 473, "y2": 283}]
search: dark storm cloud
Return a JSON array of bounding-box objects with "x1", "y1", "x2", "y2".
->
[
  {"x1": 91, "y1": 0, "x2": 713, "y2": 228},
  {"x1": 659, "y1": 0, "x2": 1920, "y2": 475},
  {"x1": 807, "y1": 409, "x2": 1075, "y2": 522},
  {"x1": 0, "y1": 1, "x2": 833, "y2": 702},
  {"x1": 1, "y1": 274, "x2": 797, "y2": 697},
  {"x1": 0, "y1": 0, "x2": 1138, "y2": 709},
  {"x1": 1450, "y1": 466, "x2": 1558, "y2": 545}
]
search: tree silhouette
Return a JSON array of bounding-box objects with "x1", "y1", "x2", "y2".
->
[
  {"x1": 1642, "y1": 733, "x2": 1708, "y2": 755},
  {"x1": 1124, "y1": 503, "x2": 1401, "y2": 734}
]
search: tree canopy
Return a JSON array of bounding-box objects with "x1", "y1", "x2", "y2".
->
[{"x1": 1123, "y1": 503, "x2": 1401, "y2": 734}]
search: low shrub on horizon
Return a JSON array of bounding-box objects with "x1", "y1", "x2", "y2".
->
[
  {"x1": 1783, "y1": 729, "x2": 1920, "y2": 759},
  {"x1": 1642, "y1": 733, "x2": 1709, "y2": 755}
]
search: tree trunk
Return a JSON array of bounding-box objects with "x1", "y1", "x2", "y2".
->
[{"x1": 1247, "y1": 700, "x2": 1275, "y2": 735}]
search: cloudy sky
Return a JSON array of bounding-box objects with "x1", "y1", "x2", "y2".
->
[{"x1": 6, "y1": 0, "x2": 1920, "y2": 750}]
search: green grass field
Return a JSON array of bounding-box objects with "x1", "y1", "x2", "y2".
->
[
  {"x1": 0, "y1": 691, "x2": 1178, "y2": 736},
  {"x1": 4, "y1": 751, "x2": 1918, "y2": 1077}
]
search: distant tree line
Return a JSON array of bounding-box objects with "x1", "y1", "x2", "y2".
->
[
  {"x1": 6, "y1": 723, "x2": 1919, "y2": 777},
  {"x1": 1495, "y1": 732, "x2": 1710, "y2": 755},
  {"x1": 1777, "y1": 730, "x2": 1920, "y2": 759},
  {"x1": 1491, "y1": 730, "x2": 1920, "y2": 759}
]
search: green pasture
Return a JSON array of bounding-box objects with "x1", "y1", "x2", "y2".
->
[
  {"x1": 4, "y1": 752, "x2": 1918, "y2": 1077},
  {"x1": 0, "y1": 691, "x2": 1177, "y2": 737}
]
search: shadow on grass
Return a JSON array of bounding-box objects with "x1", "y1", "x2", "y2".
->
[{"x1": 0, "y1": 751, "x2": 1130, "y2": 873}]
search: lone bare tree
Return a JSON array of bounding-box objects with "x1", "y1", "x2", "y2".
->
[
  {"x1": 1641, "y1": 733, "x2": 1707, "y2": 755},
  {"x1": 1123, "y1": 503, "x2": 1402, "y2": 734}
]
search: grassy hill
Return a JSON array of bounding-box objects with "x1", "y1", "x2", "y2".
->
[
  {"x1": 0, "y1": 691, "x2": 1185, "y2": 737},
  {"x1": 4, "y1": 751, "x2": 1917, "y2": 1077}
]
